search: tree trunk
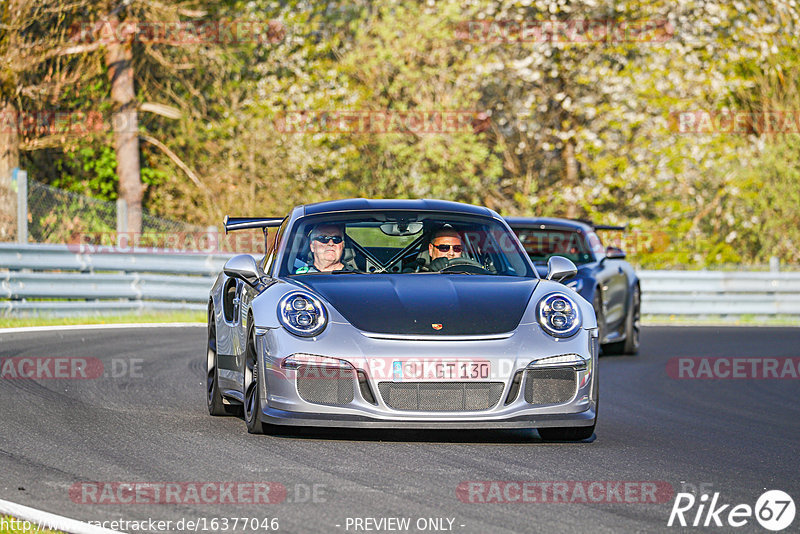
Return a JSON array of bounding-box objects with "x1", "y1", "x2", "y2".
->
[
  {"x1": 563, "y1": 138, "x2": 579, "y2": 218},
  {"x1": 0, "y1": 100, "x2": 19, "y2": 241},
  {"x1": 105, "y1": 23, "x2": 142, "y2": 234}
]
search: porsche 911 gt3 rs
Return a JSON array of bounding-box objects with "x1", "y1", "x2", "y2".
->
[{"x1": 207, "y1": 199, "x2": 599, "y2": 440}]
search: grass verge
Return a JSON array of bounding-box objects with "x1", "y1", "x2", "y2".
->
[
  {"x1": 0, "y1": 310, "x2": 205, "y2": 328},
  {"x1": 0, "y1": 515, "x2": 64, "y2": 534},
  {"x1": 642, "y1": 314, "x2": 800, "y2": 327}
]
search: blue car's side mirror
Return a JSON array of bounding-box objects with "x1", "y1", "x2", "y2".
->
[{"x1": 605, "y1": 246, "x2": 626, "y2": 260}]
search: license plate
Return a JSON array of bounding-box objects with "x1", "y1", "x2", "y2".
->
[{"x1": 392, "y1": 360, "x2": 490, "y2": 381}]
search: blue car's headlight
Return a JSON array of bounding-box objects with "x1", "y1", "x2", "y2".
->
[
  {"x1": 278, "y1": 292, "x2": 327, "y2": 337},
  {"x1": 536, "y1": 293, "x2": 581, "y2": 338}
]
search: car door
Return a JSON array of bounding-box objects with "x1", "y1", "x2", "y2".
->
[
  {"x1": 593, "y1": 230, "x2": 628, "y2": 332},
  {"x1": 217, "y1": 276, "x2": 244, "y2": 392}
]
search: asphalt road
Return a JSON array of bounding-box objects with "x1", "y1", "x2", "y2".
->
[{"x1": 1, "y1": 326, "x2": 799, "y2": 534}]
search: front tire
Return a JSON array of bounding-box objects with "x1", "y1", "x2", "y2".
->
[
  {"x1": 604, "y1": 285, "x2": 640, "y2": 355},
  {"x1": 622, "y1": 285, "x2": 641, "y2": 354},
  {"x1": 243, "y1": 322, "x2": 266, "y2": 434},
  {"x1": 538, "y1": 358, "x2": 599, "y2": 442}
]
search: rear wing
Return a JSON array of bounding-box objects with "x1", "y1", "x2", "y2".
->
[
  {"x1": 223, "y1": 216, "x2": 285, "y2": 252},
  {"x1": 592, "y1": 224, "x2": 626, "y2": 231},
  {"x1": 575, "y1": 219, "x2": 626, "y2": 231},
  {"x1": 223, "y1": 216, "x2": 284, "y2": 234}
]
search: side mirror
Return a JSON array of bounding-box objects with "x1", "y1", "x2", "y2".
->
[
  {"x1": 605, "y1": 246, "x2": 626, "y2": 260},
  {"x1": 546, "y1": 255, "x2": 578, "y2": 282},
  {"x1": 223, "y1": 254, "x2": 261, "y2": 286}
]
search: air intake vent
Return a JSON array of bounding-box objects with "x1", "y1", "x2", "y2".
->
[
  {"x1": 524, "y1": 369, "x2": 577, "y2": 405},
  {"x1": 296, "y1": 365, "x2": 355, "y2": 405},
  {"x1": 378, "y1": 382, "x2": 504, "y2": 411},
  {"x1": 357, "y1": 370, "x2": 377, "y2": 405},
  {"x1": 504, "y1": 370, "x2": 524, "y2": 405}
]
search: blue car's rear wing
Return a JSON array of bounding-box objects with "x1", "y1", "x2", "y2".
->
[
  {"x1": 575, "y1": 219, "x2": 627, "y2": 231},
  {"x1": 223, "y1": 216, "x2": 284, "y2": 234}
]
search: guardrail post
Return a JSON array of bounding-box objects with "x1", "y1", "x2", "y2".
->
[
  {"x1": 207, "y1": 226, "x2": 219, "y2": 254},
  {"x1": 116, "y1": 198, "x2": 128, "y2": 235},
  {"x1": 13, "y1": 168, "x2": 27, "y2": 244},
  {"x1": 770, "y1": 256, "x2": 780, "y2": 273}
]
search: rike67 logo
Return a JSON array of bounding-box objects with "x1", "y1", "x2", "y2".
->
[{"x1": 668, "y1": 490, "x2": 795, "y2": 531}]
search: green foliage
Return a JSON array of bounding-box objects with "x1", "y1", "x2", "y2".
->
[
  {"x1": 54, "y1": 145, "x2": 118, "y2": 200},
  {"x1": 4, "y1": 0, "x2": 799, "y2": 268}
]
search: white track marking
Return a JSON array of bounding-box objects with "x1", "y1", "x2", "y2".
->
[{"x1": 0, "y1": 498, "x2": 124, "y2": 534}]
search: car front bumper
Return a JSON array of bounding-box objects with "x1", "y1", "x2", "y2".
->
[
  {"x1": 257, "y1": 404, "x2": 596, "y2": 429},
  {"x1": 255, "y1": 321, "x2": 599, "y2": 429}
]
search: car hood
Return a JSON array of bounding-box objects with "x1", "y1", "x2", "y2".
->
[{"x1": 291, "y1": 274, "x2": 539, "y2": 336}]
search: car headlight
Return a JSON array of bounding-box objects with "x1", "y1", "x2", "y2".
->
[
  {"x1": 278, "y1": 292, "x2": 328, "y2": 337},
  {"x1": 536, "y1": 293, "x2": 581, "y2": 337},
  {"x1": 565, "y1": 278, "x2": 583, "y2": 292}
]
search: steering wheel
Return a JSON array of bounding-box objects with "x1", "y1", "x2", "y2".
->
[{"x1": 437, "y1": 257, "x2": 491, "y2": 274}]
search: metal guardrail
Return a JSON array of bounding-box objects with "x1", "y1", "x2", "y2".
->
[
  {"x1": 0, "y1": 243, "x2": 227, "y2": 275},
  {"x1": 638, "y1": 270, "x2": 800, "y2": 315},
  {"x1": 0, "y1": 243, "x2": 228, "y2": 315},
  {"x1": 2, "y1": 244, "x2": 800, "y2": 316}
]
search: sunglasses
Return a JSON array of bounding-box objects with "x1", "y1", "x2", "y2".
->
[
  {"x1": 432, "y1": 244, "x2": 463, "y2": 253},
  {"x1": 312, "y1": 235, "x2": 343, "y2": 244}
]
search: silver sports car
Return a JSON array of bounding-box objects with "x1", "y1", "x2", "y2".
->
[{"x1": 207, "y1": 199, "x2": 599, "y2": 440}]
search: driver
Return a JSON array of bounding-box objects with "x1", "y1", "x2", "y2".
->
[
  {"x1": 299, "y1": 223, "x2": 349, "y2": 272},
  {"x1": 428, "y1": 228, "x2": 463, "y2": 271}
]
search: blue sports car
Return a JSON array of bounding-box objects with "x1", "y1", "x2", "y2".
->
[{"x1": 506, "y1": 217, "x2": 640, "y2": 355}]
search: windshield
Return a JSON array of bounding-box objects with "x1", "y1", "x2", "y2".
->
[
  {"x1": 279, "y1": 211, "x2": 535, "y2": 277},
  {"x1": 512, "y1": 227, "x2": 598, "y2": 266}
]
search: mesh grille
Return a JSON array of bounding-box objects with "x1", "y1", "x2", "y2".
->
[
  {"x1": 524, "y1": 368, "x2": 577, "y2": 405},
  {"x1": 378, "y1": 382, "x2": 504, "y2": 411},
  {"x1": 296, "y1": 365, "x2": 355, "y2": 405}
]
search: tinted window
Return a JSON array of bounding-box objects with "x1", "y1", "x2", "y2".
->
[
  {"x1": 279, "y1": 212, "x2": 535, "y2": 277},
  {"x1": 514, "y1": 227, "x2": 596, "y2": 265}
]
